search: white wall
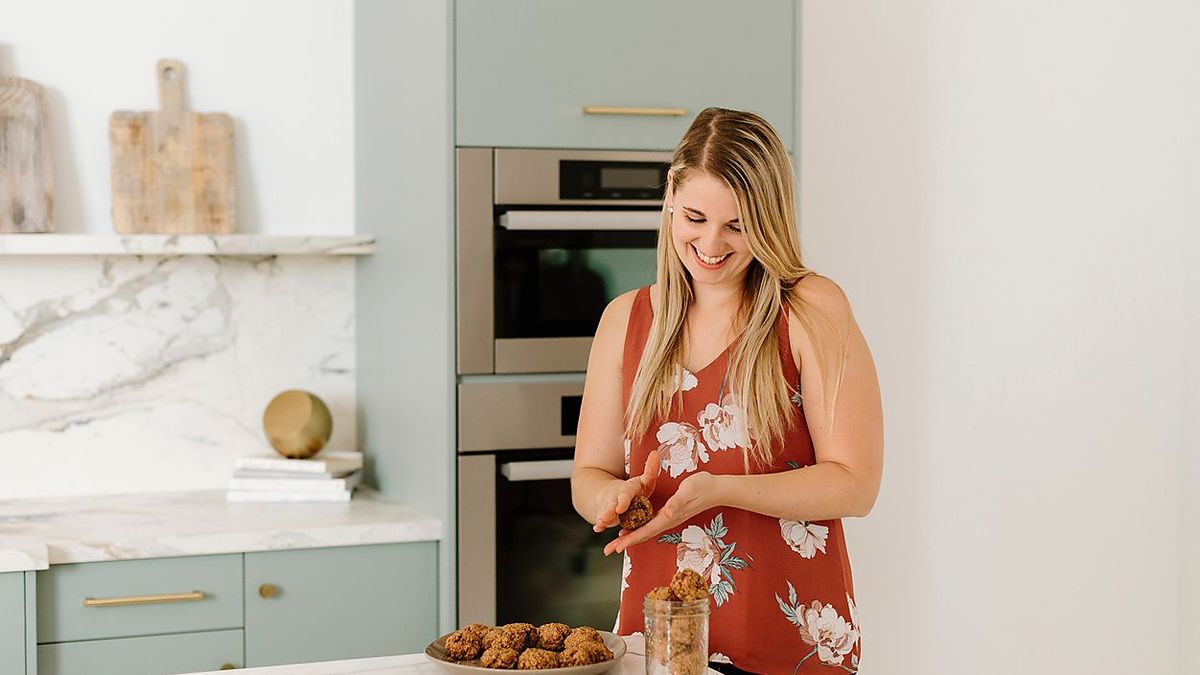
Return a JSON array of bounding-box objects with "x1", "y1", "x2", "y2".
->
[
  {"x1": 0, "y1": 0, "x2": 354, "y2": 234},
  {"x1": 799, "y1": 2, "x2": 1198, "y2": 674}
]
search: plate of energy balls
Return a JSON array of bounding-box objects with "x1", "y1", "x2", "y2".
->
[{"x1": 425, "y1": 622, "x2": 626, "y2": 673}]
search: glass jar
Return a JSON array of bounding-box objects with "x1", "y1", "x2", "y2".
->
[{"x1": 643, "y1": 596, "x2": 710, "y2": 675}]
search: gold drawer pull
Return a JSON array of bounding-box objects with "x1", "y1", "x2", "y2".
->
[
  {"x1": 83, "y1": 590, "x2": 205, "y2": 607},
  {"x1": 582, "y1": 106, "x2": 688, "y2": 117},
  {"x1": 219, "y1": 664, "x2": 239, "y2": 670},
  {"x1": 258, "y1": 583, "x2": 279, "y2": 599}
]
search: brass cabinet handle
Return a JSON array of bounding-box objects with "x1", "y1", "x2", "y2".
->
[
  {"x1": 219, "y1": 664, "x2": 238, "y2": 670},
  {"x1": 83, "y1": 590, "x2": 205, "y2": 607},
  {"x1": 582, "y1": 106, "x2": 687, "y2": 117},
  {"x1": 258, "y1": 583, "x2": 279, "y2": 599}
]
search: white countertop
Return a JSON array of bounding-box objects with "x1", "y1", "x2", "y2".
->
[
  {"x1": 0, "y1": 489, "x2": 442, "y2": 572},
  {"x1": 183, "y1": 646, "x2": 720, "y2": 675}
]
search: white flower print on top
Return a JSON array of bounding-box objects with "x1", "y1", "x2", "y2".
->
[
  {"x1": 779, "y1": 518, "x2": 829, "y2": 559},
  {"x1": 776, "y1": 582, "x2": 860, "y2": 670},
  {"x1": 621, "y1": 552, "x2": 632, "y2": 592},
  {"x1": 677, "y1": 525, "x2": 723, "y2": 588},
  {"x1": 656, "y1": 422, "x2": 708, "y2": 478},
  {"x1": 623, "y1": 438, "x2": 632, "y2": 476},
  {"x1": 697, "y1": 393, "x2": 750, "y2": 452},
  {"x1": 659, "y1": 513, "x2": 750, "y2": 607},
  {"x1": 676, "y1": 366, "x2": 698, "y2": 392},
  {"x1": 709, "y1": 653, "x2": 732, "y2": 664}
]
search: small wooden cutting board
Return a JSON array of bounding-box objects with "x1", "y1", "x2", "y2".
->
[
  {"x1": 0, "y1": 76, "x2": 54, "y2": 233},
  {"x1": 110, "y1": 59, "x2": 236, "y2": 234}
]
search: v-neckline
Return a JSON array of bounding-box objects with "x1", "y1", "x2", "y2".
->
[
  {"x1": 683, "y1": 339, "x2": 737, "y2": 378},
  {"x1": 644, "y1": 286, "x2": 743, "y2": 378}
]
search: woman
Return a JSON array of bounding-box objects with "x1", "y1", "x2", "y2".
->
[{"x1": 571, "y1": 108, "x2": 883, "y2": 674}]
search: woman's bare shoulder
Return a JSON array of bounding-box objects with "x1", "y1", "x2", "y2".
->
[
  {"x1": 591, "y1": 287, "x2": 645, "y2": 363},
  {"x1": 786, "y1": 274, "x2": 857, "y2": 357}
]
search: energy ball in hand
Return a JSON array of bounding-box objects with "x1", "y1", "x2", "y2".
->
[{"x1": 619, "y1": 495, "x2": 654, "y2": 530}]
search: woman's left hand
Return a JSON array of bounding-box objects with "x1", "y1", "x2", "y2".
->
[{"x1": 603, "y1": 471, "x2": 720, "y2": 556}]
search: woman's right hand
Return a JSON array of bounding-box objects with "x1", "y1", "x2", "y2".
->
[{"x1": 592, "y1": 449, "x2": 661, "y2": 532}]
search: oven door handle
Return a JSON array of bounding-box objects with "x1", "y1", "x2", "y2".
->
[
  {"x1": 500, "y1": 459, "x2": 576, "y2": 482},
  {"x1": 499, "y1": 210, "x2": 661, "y2": 231}
]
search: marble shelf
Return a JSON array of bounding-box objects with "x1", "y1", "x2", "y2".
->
[
  {"x1": 0, "y1": 234, "x2": 375, "y2": 256},
  {"x1": 0, "y1": 489, "x2": 442, "y2": 572}
]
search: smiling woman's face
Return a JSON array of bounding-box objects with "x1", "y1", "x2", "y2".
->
[{"x1": 668, "y1": 172, "x2": 754, "y2": 286}]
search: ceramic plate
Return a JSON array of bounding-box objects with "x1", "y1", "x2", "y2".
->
[{"x1": 425, "y1": 630, "x2": 627, "y2": 674}]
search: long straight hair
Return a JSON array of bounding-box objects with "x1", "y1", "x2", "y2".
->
[{"x1": 624, "y1": 107, "x2": 847, "y2": 467}]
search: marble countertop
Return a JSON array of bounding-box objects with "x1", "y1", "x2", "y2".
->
[{"x1": 0, "y1": 489, "x2": 442, "y2": 573}]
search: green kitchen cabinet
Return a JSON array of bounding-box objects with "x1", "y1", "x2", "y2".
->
[
  {"x1": 244, "y1": 542, "x2": 438, "y2": 667},
  {"x1": 456, "y1": 0, "x2": 795, "y2": 151},
  {"x1": 37, "y1": 554, "x2": 243, "y2": 644},
  {"x1": 1, "y1": 571, "x2": 32, "y2": 675},
  {"x1": 37, "y1": 629, "x2": 244, "y2": 675}
]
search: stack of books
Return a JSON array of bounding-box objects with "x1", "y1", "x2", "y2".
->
[{"x1": 226, "y1": 451, "x2": 364, "y2": 502}]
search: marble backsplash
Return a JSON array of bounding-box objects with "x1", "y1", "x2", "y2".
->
[{"x1": 0, "y1": 255, "x2": 356, "y2": 499}]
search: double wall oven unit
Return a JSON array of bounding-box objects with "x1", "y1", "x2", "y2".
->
[{"x1": 456, "y1": 148, "x2": 670, "y2": 629}]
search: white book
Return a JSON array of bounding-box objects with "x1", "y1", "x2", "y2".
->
[
  {"x1": 231, "y1": 468, "x2": 344, "y2": 480},
  {"x1": 234, "y1": 450, "x2": 363, "y2": 475},
  {"x1": 227, "y1": 471, "x2": 362, "y2": 493},
  {"x1": 225, "y1": 489, "x2": 352, "y2": 503}
]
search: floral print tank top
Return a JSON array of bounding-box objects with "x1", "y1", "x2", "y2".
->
[{"x1": 616, "y1": 287, "x2": 862, "y2": 674}]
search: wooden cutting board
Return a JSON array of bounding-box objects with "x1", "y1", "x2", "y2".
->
[
  {"x1": 0, "y1": 76, "x2": 54, "y2": 233},
  {"x1": 110, "y1": 59, "x2": 236, "y2": 234}
]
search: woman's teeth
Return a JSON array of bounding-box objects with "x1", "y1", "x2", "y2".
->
[{"x1": 692, "y1": 244, "x2": 731, "y2": 266}]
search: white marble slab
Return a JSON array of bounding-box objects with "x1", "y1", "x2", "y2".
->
[
  {"x1": 0, "y1": 489, "x2": 441, "y2": 572},
  {"x1": 0, "y1": 234, "x2": 375, "y2": 256},
  {"x1": 0, "y1": 255, "x2": 357, "y2": 499}
]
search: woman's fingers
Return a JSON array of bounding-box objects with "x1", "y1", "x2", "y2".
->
[{"x1": 640, "y1": 449, "x2": 662, "y2": 495}]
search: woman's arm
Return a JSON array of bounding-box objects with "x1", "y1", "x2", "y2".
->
[
  {"x1": 720, "y1": 275, "x2": 883, "y2": 520},
  {"x1": 604, "y1": 276, "x2": 883, "y2": 554},
  {"x1": 571, "y1": 289, "x2": 659, "y2": 528}
]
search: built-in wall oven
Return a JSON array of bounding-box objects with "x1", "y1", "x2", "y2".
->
[{"x1": 456, "y1": 148, "x2": 670, "y2": 628}]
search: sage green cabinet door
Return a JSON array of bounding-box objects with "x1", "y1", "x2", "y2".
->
[
  {"x1": 37, "y1": 554, "x2": 242, "y2": 643},
  {"x1": 245, "y1": 543, "x2": 437, "y2": 667},
  {"x1": 456, "y1": 0, "x2": 795, "y2": 151},
  {"x1": 37, "y1": 628, "x2": 244, "y2": 675},
  {"x1": 0, "y1": 572, "x2": 26, "y2": 675}
]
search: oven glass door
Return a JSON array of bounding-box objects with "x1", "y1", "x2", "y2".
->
[
  {"x1": 493, "y1": 214, "x2": 658, "y2": 340},
  {"x1": 495, "y1": 449, "x2": 623, "y2": 629}
]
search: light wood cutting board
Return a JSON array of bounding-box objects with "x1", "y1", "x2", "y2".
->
[
  {"x1": 110, "y1": 59, "x2": 236, "y2": 234},
  {"x1": 0, "y1": 76, "x2": 54, "y2": 233}
]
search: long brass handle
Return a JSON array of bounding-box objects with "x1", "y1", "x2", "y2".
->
[
  {"x1": 583, "y1": 106, "x2": 688, "y2": 117},
  {"x1": 83, "y1": 591, "x2": 205, "y2": 607}
]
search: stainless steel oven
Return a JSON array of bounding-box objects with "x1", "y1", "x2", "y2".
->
[
  {"x1": 455, "y1": 148, "x2": 670, "y2": 628},
  {"x1": 456, "y1": 148, "x2": 670, "y2": 375},
  {"x1": 457, "y1": 375, "x2": 622, "y2": 628}
]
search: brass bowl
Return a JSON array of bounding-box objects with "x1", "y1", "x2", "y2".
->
[{"x1": 262, "y1": 390, "x2": 333, "y2": 459}]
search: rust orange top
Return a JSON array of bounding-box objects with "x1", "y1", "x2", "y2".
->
[{"x1": 616, "y1": 286, "x2": 862, "y2": 674}]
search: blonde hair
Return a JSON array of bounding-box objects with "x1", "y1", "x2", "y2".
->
[{"x1": 625, "y1": 107, "x2": 847, "y2": 468}]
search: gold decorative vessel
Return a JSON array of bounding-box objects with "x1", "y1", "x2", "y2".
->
[{"x1": 262, "y1": 390, "x2": 332, "y2": 459}]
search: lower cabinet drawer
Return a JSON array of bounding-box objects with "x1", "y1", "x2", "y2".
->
[
  {"x1": 38, "y1": 554, "x2": 243, "y2": 643},
  {"x1": 38, "y1": 629, "x2": 244, "y2": 675}
]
